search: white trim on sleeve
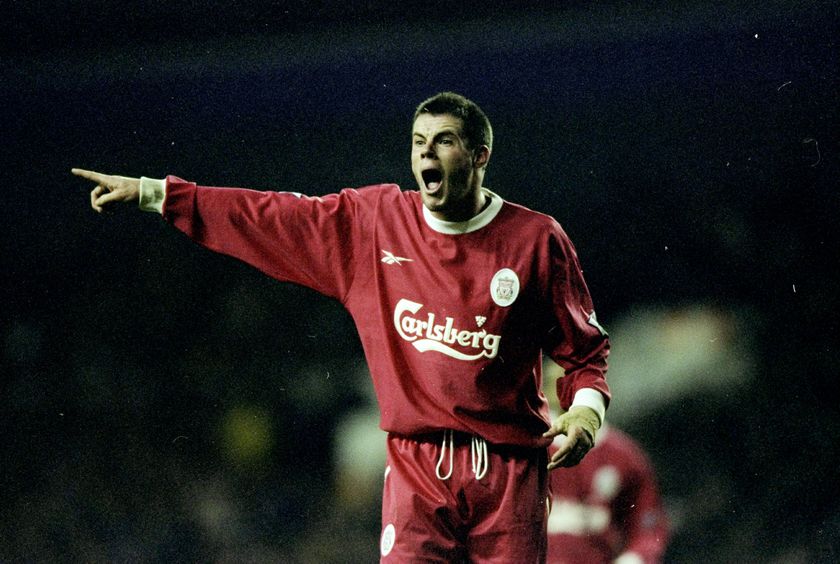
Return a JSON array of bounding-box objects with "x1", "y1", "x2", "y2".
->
[
  {"x1": 138, "y1": 177, "x2": 166, "y2": 214},
  {"x1": 571, "y1": 388, "x2": 606, "y2": 425}
]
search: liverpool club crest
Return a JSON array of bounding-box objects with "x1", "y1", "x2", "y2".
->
[{"x1": 490, "y1": 268, "x2": 520, "y2": 307}]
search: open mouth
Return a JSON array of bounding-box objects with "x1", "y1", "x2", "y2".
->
[{"x1": 421, "y1": 169, "x2": 443, "y2": 191}]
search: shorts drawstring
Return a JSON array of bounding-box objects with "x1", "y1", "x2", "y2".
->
[
  {"x1": 435, "y1": 429, "x2": 455, "y2": 480},
  {"x1": 471, "y1": 435, "x2": 488, "y2": 480},
  {"x1": 435, "y1": 430, "x2": 488, "y2": 481}
]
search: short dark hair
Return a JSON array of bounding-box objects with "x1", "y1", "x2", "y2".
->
[{"x1": 413, "y1": 92, "x2": 493, "y2": 151}]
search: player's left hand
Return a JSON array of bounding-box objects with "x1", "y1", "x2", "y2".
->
[{"x1": 543, "y1": 406, "x2": 600, "y2": 470}]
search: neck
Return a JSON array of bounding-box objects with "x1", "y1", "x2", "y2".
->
[{"x1": 432, "y1": 191, "x2": 487, "y2": 222}]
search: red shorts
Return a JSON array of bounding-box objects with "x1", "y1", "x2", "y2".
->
[{"x1": 380, "y1": 431, "x2": 549, "y2": 563}]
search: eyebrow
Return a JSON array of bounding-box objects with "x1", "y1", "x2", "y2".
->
[{"x1": 412, "y1": 129, "x2": 461, "y2": 139}]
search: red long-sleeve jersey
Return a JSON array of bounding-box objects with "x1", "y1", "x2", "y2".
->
[
  {"x1": 162, "y1": 178, "x2": 610, "y2": 447},
  {"x1": 547, "y1": 427, "x2": 669, "y2": 563}
]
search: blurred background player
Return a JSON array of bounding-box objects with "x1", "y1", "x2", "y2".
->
[{"x1": 544, "y1": 359, "x2": 669, "y2": 564}]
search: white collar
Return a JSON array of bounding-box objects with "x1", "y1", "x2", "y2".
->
[{"x1": 422, "y1": 188, "x2": 504, "y2": 234}]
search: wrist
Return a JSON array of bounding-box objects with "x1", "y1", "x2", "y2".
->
[
  {"x1": 568, "y1": 405, "x2": 600, "y2": 441},
  {"x1": 139, "y1": 177, "x2": 166, "y2": 214}
]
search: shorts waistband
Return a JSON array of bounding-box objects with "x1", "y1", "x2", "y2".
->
[{"x1": 391, "y1": 430, "x2": 542, "y2": 456}]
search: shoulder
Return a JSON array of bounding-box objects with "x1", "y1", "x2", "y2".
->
[
  {"x1": 350, "y1": 183, "x2": 405, "y2": 197},
  {"x1": 498, "y1": 198, "x2": 569, "y2": 239},
  {"x1": 494, "y1": 198, "x2": 578, "y2": 264},
  {"x1": 316, "y1": 182, "x2": 404, "y2": 208},
  {"x1": 336, "y1": 183, "x2": 411, "y2": 208}
]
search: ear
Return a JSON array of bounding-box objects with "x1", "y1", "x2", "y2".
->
[{"x1": 473, "y1": 145, "x2": 491, "y2": 168}]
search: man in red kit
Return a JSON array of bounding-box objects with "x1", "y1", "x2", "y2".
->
[
  {"x1": 73, "y1": 92, "x2": 611, "y2": 563},
  {"x1": 544, "y1": 363, "x2": 668, "y2": 564}
]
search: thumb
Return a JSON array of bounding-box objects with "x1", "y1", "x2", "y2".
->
[{"x1": 542, "y1": 410, "x2": 570, "y2": 439}]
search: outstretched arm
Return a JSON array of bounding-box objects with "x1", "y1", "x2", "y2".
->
[
  {"x1": 73, "y1": 170, "x2": 368, "y2": 301},
  {"x1": 72, "y1": 168, "x2": 140, "y2": 213}
]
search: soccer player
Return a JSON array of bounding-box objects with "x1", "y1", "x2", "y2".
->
[
  {"x1": 73, "y1": 92, "x2": 611, "y2": 563},
  {"x1": 544, "y1": 362, "x2": 668, "y2": 564}
]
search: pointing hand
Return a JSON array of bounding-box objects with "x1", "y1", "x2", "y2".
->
[{"x1": 72, "y1": 168, "x2": 141, "y2": 213}]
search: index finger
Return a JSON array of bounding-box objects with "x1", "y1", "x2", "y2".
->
[{"x1": 71, "y1": 168, "x2": 110, "y2": 184}]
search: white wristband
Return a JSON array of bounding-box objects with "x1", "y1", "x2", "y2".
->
[
  {"x1": 138, "y1": 177, "x2": 166, "y2": 214},
  {"x1": 571, "y1": 388, "x2": 606, "y2": 425}
]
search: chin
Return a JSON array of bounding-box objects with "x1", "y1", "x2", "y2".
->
[{"x1": 420, "y1": 189, "x2": 441, "y2": 204}]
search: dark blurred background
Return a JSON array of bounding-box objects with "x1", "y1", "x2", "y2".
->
[{"x1": 2, "y1": 1, "x2": 838, "y2": 562}]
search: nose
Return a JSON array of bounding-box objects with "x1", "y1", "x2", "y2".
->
[{"x1": 420, "y1": 141, "x2": 436, "y2": 159}]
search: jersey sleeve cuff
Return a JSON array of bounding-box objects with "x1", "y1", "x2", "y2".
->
[
  {"x1": 138, "y1": 177, "x2": 166, "y2": 214},
  {"x1": 571, "y1": 388, "x2": 606, "y2": 425}
]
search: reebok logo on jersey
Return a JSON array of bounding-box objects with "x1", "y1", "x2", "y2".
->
[
  {"x1": 381, "y1": 249, "x2": 413, "y2": 266},
  {"x1": 394, "y1": 299, "x2": 501, "y2": 360}
]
